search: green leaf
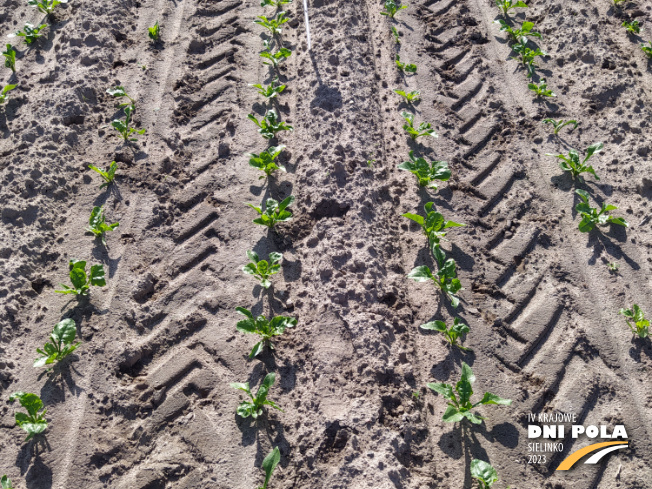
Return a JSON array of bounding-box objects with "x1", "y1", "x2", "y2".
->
[
  {"x1": 464, "y1": 411, "x2": 485, "y2": 424},
  {"x1": 470, "y1": 459, "x2": 498, "y2": 487},
  {"x1": 52, "y1": 318, "x2": 77, "y2": 345},
  {"x1": 89, "y1": 264, "x2": 106, "y2": 287},
  {"x1": 578, "y1": 217, "x2": 595, "y2": 233},
  {"x1": 250, "y1": 341, "x2": 266, "y2": 358},
  {"x1": 236, "y1": 319, "x2": 258, "y2": 334},
  {"x1": 427, "y1": 382, "x2": 456, "y2": 402},
  {"x1": 442, "y1": 405, "x2": 464, "y2": 423},
  {"x1": 456, "y1": 379, "x2": 473, "y2": 406},
  {"x1": 230, "y1": 382, "x2": 251, "y2": 395},
  {"x1": 420, "y1": 320, "x2": 448, "y2": 332},
  {"x1": 261, "y1": 447, "x2": 281, "y2": 489},
  {"x1": 478, "y1": 392, "x2": 512, "y2": 406},
  {"x1": 575, "y1": 189, "x2": 590, "y2": 203},
  {"x1": 408, "y1": 265, "x2": 433, "y2": 282},
  {"x1": 460, "y1": 362, "x2": 476, "y2": 383},
  {"x1": 1, "y1": 475, "x2": 13, "y2": 489}
]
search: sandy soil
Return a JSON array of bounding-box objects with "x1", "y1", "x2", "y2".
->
[{"x1": 1, "y1": 0, "x2": 652, "y2": 487}]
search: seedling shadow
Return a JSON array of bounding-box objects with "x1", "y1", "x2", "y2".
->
[
  {"x1": 587, "y1": 229, "x2": 639, "y2": 270},
  {"x1": 16, "y1": 437, "x2": 52, "y2": 480},
  {"x1": 38, "y1": 360, "x2": 83, "y2": 399},
  {"x1": 628, "y1": 338, "x2": 652, "y2": 362}
]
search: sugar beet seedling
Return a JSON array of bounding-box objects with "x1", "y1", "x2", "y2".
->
[
  {"x1": 235, "y1": 306, "x2": 297, "y2": 358},
  {"x1": 427, "y1": 362, "x2": 512, "y2": 424},
  {"x1": 55, "y1": 260, "x2": 106, "y2": 296},
  {"x1": 408, "y1": 245, "x2": 463, "y2": 308},
  {"x1": 248, "y1": 145, "x2": 286, "y2": 178},
  {"x1": 10, "y1": 23, "x2": 47, "y2": 44},
  {"x1": 247, "y1": 196, "x2": 295, "y2": 228},
  {"x1": 3, "y1": 44, "x2": 17, "y2": 73},
  {"x1": 1, "y1": 475, "x2": 13, "y2": 489},
  {"x1": 400, "y1": 111, "x2": 436, "y2": 140},
  {"x1": 542, "y1": 118, "x2": 579, "y2": 135},
  {"x1": 8, "y1": 392, "x2": 47, "y2": 441},
  {"x1": 619, "y1": 305, "x2": 649, "y2": 339},
  {"x1": 88, "y1": 161, "x2": 118, "y2": 189},
  {"x1": 230, "y1": 372, "x2": 282, "y2": 419},
  {"x1": 248, "y1": 109, "x2": 293, "y2": 139},
  {"x1": 34, "y1": 319, "x2": 81, "y2": 368},
  {"x1": 243, "y1": 250, "x2": 283, "y2": 288},
  {"x1": 381, "y1": 0, "x2": 408, "y2": 19},
  {"x1": 28, "y1": 0, "x2": 68, "y2": 14},
  {"x1": 398, "y1": 151, "x2": 449, "y2": 189},
  {"x1": 471, "y1": 459, "x2": 507, "y2": 488},
  {"x1": 254, "y1": 12, "x2": 290, "y2": 36},
  {"x1": 574, "y1": 189, "x2": 628, "y2": 233},
  {"x1": 0, "y1": 84, "x2": 17, "y2": 105},
  {"x1": 546, "y1": 142, "x2": 603, "y2": 181},
  {"x1": 402, "y1": 201, "x2": 465, "y2": 246},
  {"x1": 420, "y1": 317, "x2": 471, "y2": 351}
]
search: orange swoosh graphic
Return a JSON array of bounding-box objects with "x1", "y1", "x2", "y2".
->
[{"x1": 556, "y1": 441, "x2": 628, "y2": 470}]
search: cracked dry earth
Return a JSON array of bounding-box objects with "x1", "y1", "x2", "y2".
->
[{"x1": 1, "y1": 0, "x2": 652, "y2": 488}]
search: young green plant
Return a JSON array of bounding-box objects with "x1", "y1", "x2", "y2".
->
[
  {"x1": 106, "y1": 86, "x2": 136, "y2": 109},
  {"x1": 642, "y1": 41, "x2": 652, "y2": 58},
  {"x1": 247, "y1": 196, "x2": 295, "y2": 228},
  {"x1": 254, "y1": 12, "x2": 289, "y2": 35},
  {"x1": 400, "y1": 111, "x2": 436, "y2": 140},
  {"x1": 248, "y1": 109, "x2": 293, "y2": 139},
  {"x1": 420, "y1": 317, "x2": 471, "y2": 351},
  {"x1": 0, "y1": 84, "x2": 16, "y2": 105},
  {"x1": 1, "y1": 476, "x2": 12, "y2": 489},
  {"x1": 399, "y1": 152, "x2": 449, "y2": 190},
  {"x1": 10, "y1": 23, "x2": 47, "y2": 44},
  {"x1": 381, "y1": 0, "x2": 408, "y2": 18},
  {"x1": 55, "y1": 260, "x2": 106, "y2": 296},
  {"x1": 243, "y1": 250, "x2": 283, "y2": 288},
  {"x1": 260, "y1": 40, "x2": 292, "y2": 67},
  {"x1": 427, "y1": 362, "x2": 511, "y2": 424},
  {"x1": 528, "y1": 79, "x2": 555, "y2": 98},
  {"x1": 394, "y1": 89, "x2": 420, "y2": 103},
  {"x1": 470, "y1": 459, "x2": 501, "y2": 489},
  {"x1": 8, "y1": 392, "x2": 47, "y2": 441},
  {"x1": 408, "y1": 245, "x2": 463, "y2": 308},
  {"x1": 86, "y1": 206, "x2": 119, "y2": 245},
  {"x1": 494, "y1": 19, "x2": 541, "y2": 44},
  {"x1": 546, "y1": 142, "x2": 602, "y2": 181},
  {"x1": 542, "y1": 118, "x2": 579, "y2": 135},
  {"x1": 230, "y1": 372, "x2": 282, "y2": 419},
  {"x1": 257, "y1": 447, "x2": 281, "y2": 489},
  {"x1": 574, "y1": 189, "x2": 628, "y2": 232},
  {"x1": 88, "y1": 161, "x2": 118, "y2": 189},
  {"x1": 28, "y1": 0, "x2": 68, "y2": 14},
  {"x1": 34, "y1": 319, "x2": 80, "y2": 368},
  {"x1": 402, "y1": 202, "x2": 464, "y2": 246},
  {"x1": 148, "y1": 21, "x2": 161, "y2": 41},
  {"x1": 236, "y1": 307, "x2": 297, "y2": 358},
  {"x1": 395, "y1": 54, "x2": 417, "y2": 74},
  {"x1": 511, "y1": 37, "x2": 547, "y2": 77},
  {"x1": 248, "y1": 145, "x2": 286, "y2": 178},
  {"x1": 3, "y1": 44, "x2": 16, "y2": 72},
  {"x1": 391, "y1": 26, "x2": 401, "y2": 44},
  {"x1": 622, "y1": 20, "x2": 640, "y2": 35},
  {"x1": 619, "y1": 305, "x2": 649, "y2": 339},
  {"x1": 112, "y1": 105, "x2": 146, "y2": 142},
  {"x1": 496, "y1": 0, "x2": 527, "y2": 15},
  {"x1": 261, "y1": 0, "x2": 292, "y2": 5},
  {"x1": 250, "y1": 78, "x2": 286, "y2": 100}
]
